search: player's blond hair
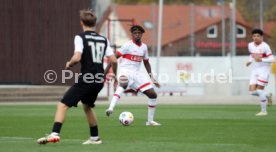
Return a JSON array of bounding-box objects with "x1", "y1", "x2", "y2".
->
[{"x1": 80, "y1": 9, "x2": 97, "y2": 27}]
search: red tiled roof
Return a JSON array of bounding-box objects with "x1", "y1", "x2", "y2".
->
[
  {"x1": 263, "y1": 22, "x2": 276, "y2": 36},
  {"x1": 112, "y1": 4, "x2": 248, "y2": 46},
  {"x1": 247, "y1": 21, "x2": 276, "y2": 37}
]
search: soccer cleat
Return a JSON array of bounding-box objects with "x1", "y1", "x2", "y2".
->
[
  {"x1": 267, "y1": 93, "x2": 272, "y2": 106},
  {"x1": 37, "y1": 134, "x2": 60, "y2": 144},
  {"x1": 146, "y1": 121, "x2": 161, "y2": 126},
  {"x1": 255, "y1": 111, "x2": 268, "y2": 116},
  {"x1": 82, "y1": 138, "x2": 102, "y2": 145},
  {"x1": 105, "y1": 109, "x2": 113, "y2": 117}
]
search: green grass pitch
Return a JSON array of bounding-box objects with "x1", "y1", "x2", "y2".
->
[{"x1": 0, "y1": 104, "x2": 276, "y2": 152}]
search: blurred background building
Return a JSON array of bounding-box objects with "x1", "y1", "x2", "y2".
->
[{"x1": 1, "y1": 0, "x2": 276, "y2": 96}]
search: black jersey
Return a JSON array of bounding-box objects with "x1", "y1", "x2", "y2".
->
[{"x1": 77, "y1": 31, "x2": 108, "y2": 75}]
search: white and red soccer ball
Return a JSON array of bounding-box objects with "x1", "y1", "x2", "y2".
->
[{"x1": 119, "y1": 111, "x2": 134, "y2": 126}]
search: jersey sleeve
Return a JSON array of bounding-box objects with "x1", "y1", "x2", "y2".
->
[
  {"x1": 247, "y1": 43, "x2": 253, "y2": 62},
  {"x1": 116, "y1": 43, "x2": 128, "y2": 57},
  {"x1": 247, "y1": 43, "x2": 252, "y2": 53},
  {"x1": 262, "y1": 43, "x2": 274, "y2": 63},
  {"x1": 264, "y1": 43, "x2": 273, "y2": 56},
  {"x1": 74, "y1": 35, "x2": 83, "y2": 53},
  {"x1": 105, "y1": 39, "x2": 114, "y2": 57},
  {"x1": 143, "y1": 45, "x2": 149, "y2": 61}
]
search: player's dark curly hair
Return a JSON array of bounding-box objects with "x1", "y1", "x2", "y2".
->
[
  {"x1": 130, "y1": 25, "x2": 145, "y2": 33},
  {"x1": 252, "y1": 28, "x2": 263, "y2": 36}
]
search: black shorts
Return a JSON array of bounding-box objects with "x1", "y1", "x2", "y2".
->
[{"x1": 61, "y1": 80, "x2": 104, "y2": 108}]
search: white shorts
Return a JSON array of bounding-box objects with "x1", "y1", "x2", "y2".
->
[
  {"x1": 118, "y1": 70, "x2": 153, "y2": 92},
  {"x1": 249, "y1": 68, "x2": 270, "y2": 86}
]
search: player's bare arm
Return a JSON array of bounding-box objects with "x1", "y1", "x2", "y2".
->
[
  {"x1": 104, "y1": 53, "x2": 120, "y2": 79},
  {"x1": 108, "y1": 55, "x2": 118, "y2": 85},
  {"x1": 65, "y1": 52, "x2": 82, "y2": 69},
  {"x1": 103, "y1": 63, "x2": 112, "y2": 77},
  {"x1": 143, "y1": 60, "x2": 160, "y2": 88},
  {"x1": 109, "y1": 55, "x2": 118, "y2": 76}
]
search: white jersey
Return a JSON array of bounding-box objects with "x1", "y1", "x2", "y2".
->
[
  {"x1": 116, "y1": 40, "x2": 149, "y2": 72},
  {"x1": 248, "y1": 41, "x2": 273, "y2": 69}
]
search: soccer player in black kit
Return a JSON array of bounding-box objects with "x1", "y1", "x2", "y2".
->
[{"x1": 37, "y1": 9, "x2": 117, "y2": 145}]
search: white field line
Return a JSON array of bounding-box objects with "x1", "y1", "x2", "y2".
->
[
  {"x1": 0, "y1": 136, "x2": 33, "y2": 140},
  {"x1": 0, "y1": 136, "x2": 83, "y2": 142}
]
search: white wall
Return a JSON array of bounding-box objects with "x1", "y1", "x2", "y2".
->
[{"x1": 100, "y1": 56, "x2": 276, "y2": 96}]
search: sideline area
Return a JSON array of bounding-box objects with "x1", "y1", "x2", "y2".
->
[
  {"x1": 0, "y1": 85, "x2": 269, "y2": 105},
  {"x1": 0, "y1": 95, "x2": 262, "y2": 105}
]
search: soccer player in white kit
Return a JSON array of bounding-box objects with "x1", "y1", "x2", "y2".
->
[
  {"x1": 246, "y1": 29, "x2": 274, "y2": 116},
  {"x1": 106, "y1": 25, "x2": 161, "y2": 126}
]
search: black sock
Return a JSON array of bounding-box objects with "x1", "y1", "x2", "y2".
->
[
  {"x1": 52, "y1": 122, "x2": 62, "y2": 134},
  {"x1": 90, "y1": 125, "x2": 98, "y2": 137}
]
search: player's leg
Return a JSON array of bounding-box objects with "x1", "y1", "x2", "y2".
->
[
  {"x1": 249, "y1": 85, "x2": 258, "y2": 96},
  {"x1": 249, "y1": 71, "x2": 258, "y2": 96},
  {"x1": 106, "y1": 75, "x2": 129, "y2": 116},
  {"x1": 255, "y1": 70, "x2": 270, "y2": 116},
  {"x1": 143, "y1": 88, "x2": 161, "y2": 126},
  {"x1": 81, "y1": 84, "x2": 103, "y2": 144},
  {"x1": 262, "y1": 69, "x2": 273, "y2": 106},
  {"x1": 82, "y1": 104, "x2": 102, "y2": 144},
  {"x1": 249, "y1": 70, "x2": 272, "y2": 107},
  {"x1": 132, "y1": 72, "x2": 161, "y2": 126},
  {"x1": 256, "y1": 85, "x2": 268, "y2": 116},
  {"x1": 37, "y1": 102, "x2": 68, "y2": 144},
  {"x1": 37, "y1": 85, "x2": 82, "y2": 144},
  {"x1": 51, "y1": 102, "x2": 68, "y2": 134}
]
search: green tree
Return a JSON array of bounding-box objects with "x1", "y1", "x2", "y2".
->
[
  {"x1": 268, "y1": 27, "x2": 276, "y2": 53},
  {"x1": 265, "y1": 5, "x2": 276, "y2": 21}
]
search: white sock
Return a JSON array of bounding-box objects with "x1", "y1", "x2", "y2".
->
[
  {"x1": 261, "y1": 101, "x2": 267, "y2": 112},
  {"x1": 90, "y1": 136, "x2": 99, "y2": 141},
  {"x1": 108, "y1": 86, "x2": 125, "y2": 110},
  {"x1": 50, "y1": 132, "x2": 59, "y2": 136},
  {"x1": 148, "y1": 98, "x2": 157, "y2": 122},
  {"x1": 256, "y1": 89, "x2": 267, "y2": 112}
]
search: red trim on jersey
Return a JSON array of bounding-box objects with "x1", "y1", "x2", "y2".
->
[
  {"x1": 265, "y1": 53, "x2": 272, "y2": 57},
  {"x1": 262, "y1": 53, "x2": 271, "y2": 58},
  {"x1": 258, "y1": 79, "x2": 268, "y2": 83},
  {"x1": 114, "y1": 94, "x2": 120, "y2": 98},
  {"x1": 116, "y1": 51, "x2": 123, "y2": 57},
  {"x1": 148, "y1": 105, "x2": 156, "y2": 108},
  {"x1": 122, "y1": 54, "x2": 143, "y2": 62},
  {"x1": 251, "y1": 53, "x2": 272, "y2": 58},
  {"x1": 137, "y1": 82, "x2": 151, "y2": 92}
]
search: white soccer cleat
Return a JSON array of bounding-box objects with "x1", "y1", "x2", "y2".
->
[
  {"x1": 105, "y1": 109, "x2": 113, "y2": 117},
  {"x1": 255, "y1": 111, "x2": 268, "y2": 116},
  {"x1": 37, "y1": 134, "x2": 60, "y2": 144},
  {"x1": 82, "y1": 138, "x2": 102, "y2": 145},
  {"x1": 146, "y1": 121, "x2": 161, "y2": 126}
]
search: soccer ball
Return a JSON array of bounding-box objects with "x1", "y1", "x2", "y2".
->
[{"x1": 119, "y1": 111, "x2": 134, "y2": 126}]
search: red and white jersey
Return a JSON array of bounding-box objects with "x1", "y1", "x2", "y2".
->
[
  {"x1": 116, "y1": 40, "x2": 149, "y2": 72},
  {"x1": 248, "y1": 41, "x2": 273, "y2": 69}
]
